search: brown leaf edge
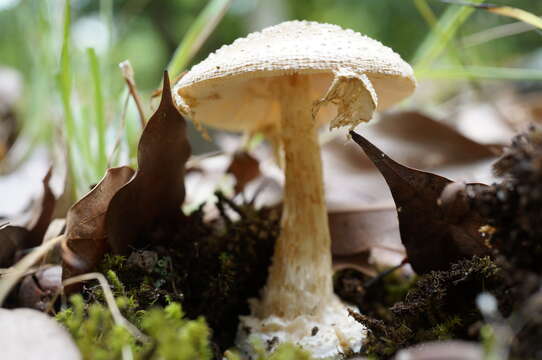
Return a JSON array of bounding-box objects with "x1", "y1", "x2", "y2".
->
[
  {"x1": 350, "y1": 130, "x2": 490, "y2": 274},
  {"x1": 61, "y1": 166, "x2": 135, "y2": 277},
  {"x1": 106, "y1": 71, "x2": 191, "y2": 254},
  {"x1": 0, "y1": 168, "x2": 56, "y2": 267},
  {"x1": 226, "y1": 151, "x2": 261, "y2": 195}
]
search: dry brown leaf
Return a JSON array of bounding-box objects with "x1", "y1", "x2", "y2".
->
[
  {"x1": 0, "y1": 225, "x2": 28, "y2": 267},
  {"x1": 226, "y1": 151, "x2": 261, "y2": 194},
  {"x1": 324, "y1": 111, "x2": 496, "y2": 272},
  {"x1": 62, "y1": 166, "x2": 134, "y2": 276},
  {"x1": 329, "y1": 206, "x2": 405, "y2": 274},
  {"x1": 106, "y1": 72, "x2": 191, "y2": 254},
  {"x1": 323, "y1": 112, "x2": 497, "y2": 210},
  {"x1": 350, "y1": 131, "x2": 490, "y2": 274},
  {"x1": 18, "y1": 265, "x2": 62, "y2": 311},
  {"x1": 26, "y1": 166, "x2": 56, "y2": 247},
  {"x1": 330, "y1": 206, "x2": 400, "y2": 256},
  {"x1": 0, "y1": 168, "x2": 55, "y2": 267},
  {"x1": 0, "y1": 308, "x2": 81, "y2": 359}
]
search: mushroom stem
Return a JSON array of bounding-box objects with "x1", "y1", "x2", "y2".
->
[{"x1": 259, "y1": 74, "x2": 333, "y2": 319}]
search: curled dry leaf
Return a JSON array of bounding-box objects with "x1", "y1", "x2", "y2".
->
[
  {"x1": 26, "y1": 166, "x2": 56, "y2": 247},
  {"x1": 0, "y1": 225, "x2": 27, "y2": 267},
  {"x1": 226, "y1": 151, "x2": 261, "y2": 194},
  {"x1": 62, "y1": 166, "x2": 135, "y2": 276},
  {"x1": 106, "y1": 72, "x2": 191, "y2": 254},
  {"x1": 0, "y1": 167, "x2": 55, "y2": 267},
  {"x1": 350, "y1": 131, "x2": 490, "y2": 274},
  {"x1": 0, "y1": 308, "x2": 81, "y2": 360},
  {"x1": 393, "y1": 340, "x2": 483, "y2": 360},
  {"x1": 18, "y1": 265, "x2": 62, "y2": 311},
  {"x1": 323, "y1": 111, "x2": 497, "y2": 208},
  {"x1": 329, "y1": 206, "x2": 405, "y2": 274},
  {"x1": 330, "y1": 206, "x2": 400, "y2": 256}
]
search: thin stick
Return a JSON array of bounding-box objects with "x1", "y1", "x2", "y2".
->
[
  {"x1": 119, "y1": 60, "x2": 146, "y2": 128},
  {"x1": 62, "y1": 272, "x2": 149, "y2": 344},
  {"x1": 364, "y1": 258, "x2": 409, "y2": 289},
  {"x1": 0, "y1": 235, "x2": 64, "y2": 306}
]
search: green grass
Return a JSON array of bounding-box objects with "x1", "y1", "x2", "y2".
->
[
  {"x1": 88, "y1": 48, "x2": 107, "y2": 176},
  {"x1": 4, "y1": 0, "x2": 542, "y2": 196},
  {"x1": 412, "y1": 0, "x2": 485, "y2": 69},
  {"x1": 416, "y1": 66, "x2": 542, "y2": 80},
  {"x1": 48, "y1": 0, "x2": 234, "y2": 195},
  {"x1": 167, "y1": 0, "x2": 233, "y2": 79}
]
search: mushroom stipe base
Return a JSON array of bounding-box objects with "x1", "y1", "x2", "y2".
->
[{"x1": 237, "y1": 296, "x2": 366, "y2": 359}]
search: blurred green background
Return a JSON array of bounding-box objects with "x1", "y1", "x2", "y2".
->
[
  {"x1": 0, "y1": 0, "x2": 540, "y2": 195},
  {"x1": 1, "y1": 0, "x2": 541, "y2": 89}
]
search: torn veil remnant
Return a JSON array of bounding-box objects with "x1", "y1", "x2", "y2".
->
[{"x1": 174, "y1": 20, "x2": 416, "y2": 358}]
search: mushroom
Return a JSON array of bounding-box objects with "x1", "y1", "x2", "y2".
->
[{"x1": 174, "y1": 20, "x2": 416, "y2": 358}]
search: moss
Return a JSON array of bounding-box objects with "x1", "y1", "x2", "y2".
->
[
  {"x1": 57, "y1": 293, "x2": 313, "y2": 360},
  {"x1": 74, "y1": 196, "x2": 279, "y2": 355},
  {"x1": 335, "y1": 267, "x2": 416, "y2": 322},
  {"x1": 57, "y1": 294, "x2": 213, "y2": 360},
  {"x1": 56, "y1": 295, "x2": 139, "y2": 360},
  {"x1": 469, "y1": 125, "x2": 542, "y2": 273},
  {"x1": 347, "y1": 256, "x2": 502, "y2": 358},
  {"x1": 468, "y1": 126, "x2": 542, "y2": 359}
]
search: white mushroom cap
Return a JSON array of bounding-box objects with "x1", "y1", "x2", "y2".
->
[{"x1": 174, "y1": 20, "x2": 416, "y2": 132}]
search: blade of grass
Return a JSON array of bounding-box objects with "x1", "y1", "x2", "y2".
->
[
  {"x1": 56, "y1": 0, "x2": 81, "y2": 198},
  {"x1": 485, "y1": 6, "x2": 542, "y2": 30},
  {"x1": 88, "y1": 48, "x2": 107, "y2": 174},
  {"x1": 414, "y1": 0, "x2": 438, "y2": 27},
  {"x1": 416, "y1": 66, "x2": 542, "y2": 81},
  {"x1": 412, "y1": 0, "x2": 485, "y2": 69},
  {"x1": 167, "y1": 0, "x2": 233, "y2": 78},
  {"x1": 56, "y1": 0, "x2": 75, "y2": 145},
  {"x1": 463, "y1": 20, "x2": 537, "y2": 47},
  {"x1": 80, "y1": 105, "x2": 95, "y2": 181},
  {"x1": 108, "y1": 91, "x2": 130, "y2": 168},
  {"x1": 440, "y1": 1, "x2": 542, "y2": 30}
]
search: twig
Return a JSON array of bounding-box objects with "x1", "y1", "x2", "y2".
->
[
  {"x1": 215, "y1": 190, "x2": 245, "y2": 217},
  {"x1": 215, "y1": 193, "x2": 233, "y2": 228},
  {"x1": 119, "y1": 60, "x2": 146, "y2": 128},
  {"x1": 364, "y1": 258, "x2": 409, "y2": 289}
]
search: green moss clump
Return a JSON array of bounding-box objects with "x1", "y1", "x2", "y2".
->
[
  {"x1": 56, "y1": 294, "x2": 212, "y2": 360},
  {"x1": 57, "y1": 292, "x2": 312, "y2": 360}
]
